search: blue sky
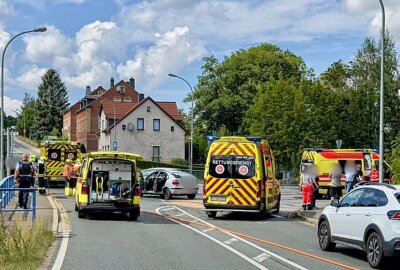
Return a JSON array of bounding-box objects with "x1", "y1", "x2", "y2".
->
[{"x1": 1, "y1": 0, "x2": 399, "y2": 116}]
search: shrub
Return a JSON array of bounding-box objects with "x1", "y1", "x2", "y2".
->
[{"x1": 171, "y1": 158, "x2": 188, "y2": 166}]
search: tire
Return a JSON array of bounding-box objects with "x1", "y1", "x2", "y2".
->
[
  {"x1": 126, "y1": 212, "x2": 138, "y2": 221},
  {"x1": 206, "y1": 211, "x2": 217, "y2": 218},
  {"x1": 272, "y1": 195, "x2": 281, "y2": 214},
  {"x1": 318, "y1": 220, "x2": 336, "y2": 251},
  {"x1": 366, "y1": 232, "x2": 384, "y2": 269},
  {"x1": 162, "y1": 188, "x2": 172, "y2": 200},
  {"x1": 187, "y1": 194, "x2": 196, "y2": 200},
  {"x1": 78, "y1": 209, "x2": 85, "y2": 219}
]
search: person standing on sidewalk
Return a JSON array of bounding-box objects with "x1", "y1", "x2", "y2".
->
[
  {"x1": 14, "y1": 154, "x2": 35, "y2": 209},
  {"x1": 299, "y1": 165, "x2": 319, "y2": 210},
  {"x1": 37, "y1": 159, "x2": 46, "y2": 195},
  {"x1": 64, "y1": 159, "x2": 74, "y2": 196},
  {"x1": 329, "y1": 164, "x2": 342, "y2": 200}
]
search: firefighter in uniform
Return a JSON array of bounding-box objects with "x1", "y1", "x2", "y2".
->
[
  {"x1": 70, "y1": 159, "x2": 81, "y2": 195},
  {"x1": 14, "y1": 154, "x2": 35, "y2": 209},
  {"x1": 37, "y1": 159, "x2": 46, "y2": 195},
  {"x1": 64, "y1": 159, "x2": 74, "y2": 196}
]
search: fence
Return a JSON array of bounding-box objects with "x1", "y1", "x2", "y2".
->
[{"x1": 0, "y1": 175, "x2": 37, "y2": 221}]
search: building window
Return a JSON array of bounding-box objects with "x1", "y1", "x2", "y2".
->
[
  {"x1": 117, "y1": 86, "x2": 125, "y2": 93},
  {"x1": 113, "y1": 96, "x2": 121, "y2": 102},
  {"x1": 147, "y1": 106, "x2": 151, "y2": 112},
  {"x1": 137, "y1": 118, "x2": 144, "y2": 130},
  {"x1": 152, "y1": 146, "x2": 160, "y2": 162},
  {"x1": 153, "y1": 119, "x2": 160, "y2": 131},
  {"x1": 123, "y1": 97, "x2": 131, "y2": 102},
  {"x1": 171, "y1": 126, "x2": 174, "y2": 132},
  {"x1": 122, "y1": 124, "x2": 127, "y2": 130}
]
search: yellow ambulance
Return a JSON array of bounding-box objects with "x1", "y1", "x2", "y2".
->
[
  {"x1": 75, "y1": 151, "x2": 142, "y2": 220},
  {"x1": 300, "y1": 148, "x2": 391, "y2": 197},
  {"x1": 203, "y1": 136, "x2": 281, "y2": 218}
]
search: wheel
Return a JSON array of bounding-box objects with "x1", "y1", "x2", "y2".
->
[
  {"x1": 162, "y1": 188, "x2": 172, "y2": 200},
  {"x1": 126, "y1": 212, "x2": 138, "y2": 221},
  {"x1": 187, "y1": 194, "x2": 196, "y2": 200},
  {"x1": 206, "y1": 211, "x2": 217, "y2": 218},
  {"x1": 367, "y1": 232, "x2": 384, "y2": 269},
  {"x1": 318, "y1": 220, "x2": 336, "y2": 251},
  {"x1": 272, "y1": 195, "x2": 280, "y2": 214},
  {"x1": 78, "y1": 209, "x2": 85, "y2": 219}
]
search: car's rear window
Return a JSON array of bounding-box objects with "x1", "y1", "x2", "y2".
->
[
  {"x1": 395, "y1": 192, "x2": 400, "y2": 204},
  {"x1": 209, "y1": 155, "x2": 255, "y2": 179}
]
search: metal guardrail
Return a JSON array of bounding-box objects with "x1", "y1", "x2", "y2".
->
[{"x1": 0, "y1": 175, "x2": 37, "y2": 221}]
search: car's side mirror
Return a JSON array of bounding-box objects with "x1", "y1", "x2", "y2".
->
[{"x1": 330, "y1": 199, "x2": 339, "y2": 208}]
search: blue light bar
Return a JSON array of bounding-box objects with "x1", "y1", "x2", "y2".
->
[
  {"x1": 315, "y1": 148, "x2": 324, "y2": 153},
  {"x1": 373, "y1": 148, "x2": 379, "y2": 154},
  {"x1": 246, "y1": 137, "x2": 261, "y2": 143},
  {"x1": 207, "y1": 135, "x2": 220, "y2": 143}
]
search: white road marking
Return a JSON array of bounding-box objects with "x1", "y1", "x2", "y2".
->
[
  {"x1": 253, "y1": 253, "x2": 271, "y2": 262},
  {"x1": 51, "y1": 232, "x2": 69, "y2": 270},
  {"x1": 271, "y1": 214, "x2": 285, "y2": 219},
  {"x1": 174, "y1": 213, "x2": 185, "y2": 217},
  {"x1": 202, "y1": 228, "x2": 215, "y2": 233},
  {"x1": 171, "y1": 206, "x2": 308, "y2": 270},
  {"x1": 156, "y1": 206, "x2": 269, "y2": 270},
  {"x1": 224, "y1": 238, "x2": 239, "y2": 245},
  {"x1": 162, "y1": 207, "x2": 175, "y2": 211},
  {"x1": 257, "y1": 221, "x2": 270, "y2": 224}
]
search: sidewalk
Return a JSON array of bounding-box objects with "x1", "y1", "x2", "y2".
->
[
  {"x1": 289, "y1": 209, "x2": 323, "y2": 226},
  {"x1": 1, "y1": 192, "x2": 54, "y2": 229}
]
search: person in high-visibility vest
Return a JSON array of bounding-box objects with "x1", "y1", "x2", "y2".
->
[
  {"x1": 64, "y1": 159, "x2": 74, "y2": 196},
  {"x1": 69, "y1": 159, "x2": 81, "y2": 195},
  {"x1": 37, "y1": 159, "x2": 46, "y2": 195}
]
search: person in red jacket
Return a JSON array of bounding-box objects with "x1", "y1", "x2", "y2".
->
[{"x1": 369, "y1": 165, "x2": 379, "y2": 182}]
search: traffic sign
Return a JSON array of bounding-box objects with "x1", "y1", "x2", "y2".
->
[
  {"x1": 113, "y1": 141, "x2": 117, "y2": 151},
  {"x1": 336, "y1": 139, "x2": 342, "y2": 149}
]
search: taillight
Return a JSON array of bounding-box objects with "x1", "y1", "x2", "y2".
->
[
  {"x1": 387, "y1": 211, "x2": 400, "y2": 220},
  {"x1": 134, "y1": 186, "x2": 141, "y2": 196},
  {"x1": 172, "y1": 179, "x2": 180, "y2": 186},
  {"x1": 81, "y1": 182, "x2": 88, "y2": 195}
]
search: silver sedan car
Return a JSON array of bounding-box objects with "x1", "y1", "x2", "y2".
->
[{"x1": 139, "y1": 168, "x2": 199, "y2": 200}]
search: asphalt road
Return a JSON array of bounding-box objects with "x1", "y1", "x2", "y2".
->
[
  {"x1": 11, "y1": 137, "x2": 396, "y2": 270},
  {"x1": 48, "y1": 188, "x2": 399, "y2": 270}
]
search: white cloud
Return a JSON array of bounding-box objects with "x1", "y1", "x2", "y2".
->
[
  {"x1": 117, "y1": 26, "x2": 205, "y2": 91},
  {"x1": 0, "y1": 0, "x2": 13, "y2": 24},
  {"x1": 4, "y1": 96, "x2": 23, "y2": 116},
  {"x1": 15, "y1": 65, "x2": 47, "y2": 89}
]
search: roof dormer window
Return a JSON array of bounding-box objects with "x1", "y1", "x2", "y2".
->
[{"x1": 113, "y1": 96, "x2": 121, "y2": 102}]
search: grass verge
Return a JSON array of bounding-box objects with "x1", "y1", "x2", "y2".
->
[{"x1": 0, "y1": 219, "x2": 54, "y2": 270}]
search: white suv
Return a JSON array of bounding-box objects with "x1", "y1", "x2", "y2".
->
[{"x1": 318, "y1": 184, "x2": 400, "y2": 268}]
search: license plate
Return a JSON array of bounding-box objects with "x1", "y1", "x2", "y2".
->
[{"x1": 210, "y1": 196, "x2": 226, "y2": 202}]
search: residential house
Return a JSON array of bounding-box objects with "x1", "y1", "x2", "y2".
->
[
  {"x1": 63, "y1": 77, "x2": 139, "y2": 151},
  {"x1": 98, "y1": 97, "x2": 185, "y2": 162}
]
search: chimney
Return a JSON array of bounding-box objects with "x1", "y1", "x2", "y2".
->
[
  {"x1": 139, "y1": 93, "x2": 144, "y2": 102},
  {"x1": 85, "y1": 86, "x2": 91, "y2": 95},
  {"x1": 110, "y1": 77, "x2": 114, "y2": 88},
  {"x1": 129, "y1": 77, "x2": 135, "y2": 90}
]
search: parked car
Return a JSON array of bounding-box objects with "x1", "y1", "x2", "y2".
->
[
  {"x1": 318, "y1": 183, "x2": 400, "y2": 268},
  {"x1": 139, "y1": 168, "x2": 198, "y2": 200}
]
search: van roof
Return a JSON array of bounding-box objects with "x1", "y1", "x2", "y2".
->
[{"x1": 87, "y1": 151, "x2": 142, "y2": 161}]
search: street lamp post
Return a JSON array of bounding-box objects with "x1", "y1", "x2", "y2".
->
[
  {"x1": 1, "y1": 26, "x2": 47, "y2": 179},
  {"x1": 168, "y1": 73, "x2": 194, "y2": 175},
  {"x1": 99, "y1": 97, "x2": 116, "y2": 151},
  {"x1": 378, "y1": 0, "x2": 385, "y2": 183}
]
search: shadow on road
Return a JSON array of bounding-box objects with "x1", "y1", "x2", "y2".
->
[{"x1": 212, "y1": 211, "x2": 288, "y2": 222}]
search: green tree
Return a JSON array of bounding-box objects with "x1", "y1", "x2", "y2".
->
[
  {"x1": 193, "y1": 44, "x2": 308, "y2": 136},
  {"x1": 33, "y1": 69, "x2": 69, "y2": 140},
  {"x1": 16, "y1": 94, "x2": 36, "y2": 137}
]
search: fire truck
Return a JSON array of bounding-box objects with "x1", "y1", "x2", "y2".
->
[{"x1": 40, "y1": 140, "x2": 83, "y2": 185}]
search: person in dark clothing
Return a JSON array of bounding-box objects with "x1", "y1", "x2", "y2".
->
[
  {"x1": 37, "y1": 159, "x2": 46, "y2": 195},
  {"x1": 311, "y1": 176, "x2": 320, "y2": 208},
  {"x1": 14, "y1": 154, "x2": 35, "y2": 209}
]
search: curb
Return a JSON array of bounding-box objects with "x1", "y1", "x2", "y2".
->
[
  {"x1": 288, "y1": 211, "x2": 318, "y2": 227},
  {"x1": 39, "y1": 194, "x2": 71, "y2": 270}
]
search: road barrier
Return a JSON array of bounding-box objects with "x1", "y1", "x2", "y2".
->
[{"x1": 0, "y1": 175, "x2": 37, "y2": 221}]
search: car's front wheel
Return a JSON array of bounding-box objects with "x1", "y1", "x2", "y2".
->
[
  {"x1": 318, "y1": 220, "x2": 336, "y2": 251},
  {"x1": 367, "y1": 232, "x2": 384, "y2": 269}
]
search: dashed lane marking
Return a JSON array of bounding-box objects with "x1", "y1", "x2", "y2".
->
[
  {"x1": 224, "y1": 238, "x2": 239, "y2": 245},
  {"x1": 253, "y1": 253, "x2": 271, "y2": 263}
]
